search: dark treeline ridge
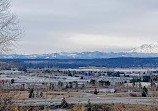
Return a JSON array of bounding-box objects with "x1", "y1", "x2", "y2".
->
[{"x1": 1, "y1": 57, "x2": 158, "y2": 69}]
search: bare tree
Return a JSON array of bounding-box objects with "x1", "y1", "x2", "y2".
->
[
  {"x1": 0, "y1": 0, "x2": 21, "y2": 110},
  {"x1": 0, "y1": 0, "x2": 21, "y2": 53}
]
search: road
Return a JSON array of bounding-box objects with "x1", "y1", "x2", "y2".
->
[{"x1": 15, "y1": 96, "x2": 158, "y2": 106}]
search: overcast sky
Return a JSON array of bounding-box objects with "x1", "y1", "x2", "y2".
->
[{"x1": 11, "y1": 0, "x2": 158, "y2": 54}]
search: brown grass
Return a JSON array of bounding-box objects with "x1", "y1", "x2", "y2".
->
[{"x1": 69, "y1": 104, "x2": 158, "y2": 111}]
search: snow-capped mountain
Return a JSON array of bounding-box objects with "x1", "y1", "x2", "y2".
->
[
  {"x1": 1, "y1": 44, "x2": 158, "y2": 59},
  {"x1": 129, "y1": 44, "x2": 158, "y2": 53}
]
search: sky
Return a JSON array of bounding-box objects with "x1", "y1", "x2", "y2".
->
[{"x1": 11, "y1": 0, "x2": 158, "y2": 54}]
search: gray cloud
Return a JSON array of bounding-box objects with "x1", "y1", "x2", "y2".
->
[{"x1": 11, "y1": 0, "x2": 158, "y2": 54}]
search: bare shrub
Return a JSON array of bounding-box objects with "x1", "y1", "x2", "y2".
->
[
  {"x1": 129, "y1": 93, "x2": 138, "y2": 97},
  {"x1": 0, "y1": 93, "x2": 14, "y2": 111}
]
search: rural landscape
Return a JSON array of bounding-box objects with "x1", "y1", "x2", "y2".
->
[{"x1": 1, "y1": 0, "x2": 158, "y2": 111}]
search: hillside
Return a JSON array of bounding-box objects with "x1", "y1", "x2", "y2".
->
[{"x1": 2, "y1": 57, "x2": 158, "y2": 68}]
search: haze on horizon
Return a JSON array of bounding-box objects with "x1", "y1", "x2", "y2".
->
[{"x1": 11, "y1": 0, "x2": 158, "y2": 54}]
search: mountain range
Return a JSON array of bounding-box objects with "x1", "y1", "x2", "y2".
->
[
  {"x1": 128, "y1": 44, "x2": 158, "y2": 53},
  {"x1": 1, "y1": 44, "x2": 158, "y2": 59}
]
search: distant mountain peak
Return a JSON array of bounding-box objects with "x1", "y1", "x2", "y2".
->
[
  {"x1": 2, "y1": 44, "x2": 158, "y2": 59},
  {"x1": 129, "y1": 44, "x2": 158, "y2": 53}
]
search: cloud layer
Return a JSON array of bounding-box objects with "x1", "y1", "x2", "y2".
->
[{"x1": 11, "y1": 0, "x2": 158, "y2": 54}]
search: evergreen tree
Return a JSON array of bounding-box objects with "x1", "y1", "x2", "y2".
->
[
  {"x1": 40, "y1": 92, "x2": 43, "y2": 98},
  {"x1": 90, "y1": 79, "x2": 96, "y2": 86},
  {"x1": 142, "y1": 86, "x2": 148, "y2": 97},
  {"x1": 66, "y1": 84, "x2": 69, "y2": 88},
  {"x1": 28, "y1": 88, "x2": 34, "y2": 98},
  {"x1": 11, "y1": 79, "x2": 14, "y2": 84},
  {"x1": 82, "y1": 84, "x2": 85, "y2": 88},
  {"x1": 61, "y1": 97, "x2": 68, "y2": 108},
  {"x1": 94, "y1": 88, "x2": 98, "y2": 95}
]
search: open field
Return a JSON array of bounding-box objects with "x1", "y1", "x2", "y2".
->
[{"x1": 69, "y1": 104, "x2": 158, "y2": 111}]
